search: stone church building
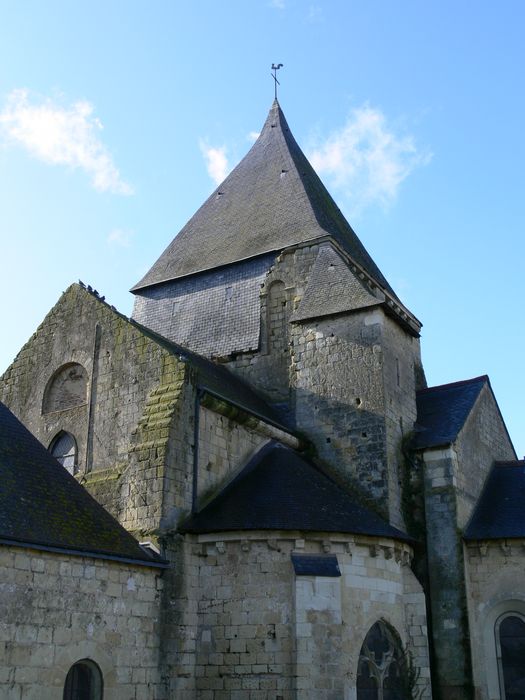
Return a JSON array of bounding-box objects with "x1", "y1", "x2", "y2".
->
[{"x1": 1, "y1": 100, "x2": 524, "y2": 700}]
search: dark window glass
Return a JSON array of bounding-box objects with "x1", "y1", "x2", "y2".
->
[
  {"x1": 63, "y1": 660, "x2": 102, "y2": 700},
  {"x1": 357, "y1": 622, "x2": 406, "y2": 700},
  {"x1": 500, "y1": 615, "x2": 525, "y2": 700}
]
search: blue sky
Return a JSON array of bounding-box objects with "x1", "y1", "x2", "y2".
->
[{"x1": 1, "y1": 1, "x2": 524, "y2": 455}]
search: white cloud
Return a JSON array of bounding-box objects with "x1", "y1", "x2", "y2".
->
[
  {"x1": 107, "y1": 228, "x2": 133, "y2": 248},
  {"x1": 308, "y1": 105, "x2": 431, "y2": 215},
  {"x1": 270, "y1": 0, "x2": 285, "y2": 8},
  {"x1": 0, "y1": 89, "x2": 133, "y2": 195},
  {"x1": 247, "y1": 131, "x2": 260, "y2": 142},
  {"x1": 199, "y1": 140, "x2": 229, "y2": 185}
]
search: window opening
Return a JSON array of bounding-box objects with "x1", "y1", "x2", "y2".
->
[
  {"x1": 357, "y1": 622, "x2": 404, "y2": 700},
  {"x1": 49, "y1": 431, "x2": 77, "y2": 475},
  {"x1": 63, "y1": 659, "x2": 103, "y2": 700},
  {"x1": 496, "y1": 613, "x2": 525, "y2": 700}
]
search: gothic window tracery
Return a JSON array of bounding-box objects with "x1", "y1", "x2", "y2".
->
[
  {"x1": 63, "y1": 659, "x2": 103, "y2": 700},
  {"x1": 357, "y1": 621, "x2": 404, "y2": 700},
  {"x1": 49, "y1": 431, "x2": 77, "y2": 474},
  {"x1": 496, "y1": 613, "x2": 525, "y2": 700}
]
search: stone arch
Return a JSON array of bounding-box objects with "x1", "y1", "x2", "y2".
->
[
  {"x1": 54, "y1": 641, "x2": 116, "y2": 693},
  {"x1": 63, "y1": 658, "x2": 103, "y2": 699},
  {"x1": 43, "y1": 363, "x2": 88, "y2": 414},
  {"x1": 496, "y1": 612, "x2": 525, "y2": 700},
  {"x1": 481, "y1": 598, "x2": 525, "y2": 700},
  {"x1": 357, "y1": 620, "x2": 405, "y2": 700},
  {"x1": 49, "y1": 430, "x2": 78, "y2": 474}
]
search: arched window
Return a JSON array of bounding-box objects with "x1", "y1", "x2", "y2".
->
[
  {"x1": 49, "y1": 431, "x2": 78, "y2": 474},
  {"x1": 357, "y1": 621, "x2": 404, "y2": 700},
  {"x1": 496, "y1": 613, "x2": 525, "y2": 700},
  {"x1": 43, "y1": 363, "x2": 88, "y2": 414},
  {"x1": 63, "y1": 659, "x2": 103, "y2": 700}
]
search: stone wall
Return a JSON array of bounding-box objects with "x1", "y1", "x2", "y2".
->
[
  {"x1": 196, "y1": 406, "x2": 268, "y2": 509},
  {"x1": 229, "y1": 242, "x2": 423, "y2": 528},
  {"x1": 164, "y1": 532, "x2": 431, "y2": 700},
  {"x1": 131, "y1": 238, "x2": 425, "y2": 530},
  {"x1": 420, "y1": 385, "x2": 516, "y2": 700},
  {"x1": 0, "y1": 545, "x2": 163, "y2": 700},
  {"x1": 464, "y1": 539, "x2": 525, "y2": 700},
  {"x1": 0, "y1": 284, "x2": 180, "y2": 477},
  {"x1": 454, "y1": 384, "x2": 515, "y2": 527},
  {"x1": 0, "y1": 284, "x2": 199, "y2": 539}
]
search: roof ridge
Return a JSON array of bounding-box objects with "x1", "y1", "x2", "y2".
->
[{"x1": 417, "y1": 375, "x2": 489, "y2": 395}]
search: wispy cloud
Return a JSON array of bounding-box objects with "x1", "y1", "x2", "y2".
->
[
  {"x1": 107, "y1": 228, "x2": 133, "y2": 248},
  {"x1": 199, "y1": 140, "x2": 229, "y2": 185},
  {"x1": 308, "y1": 105, "x2": 431, "y2": 215},
  {"x1": 0, "y1": 89, "x2": 133, "y2": 195},
  {"x1": 247, "y1": 131, "x2": 260, "y2": 143},
  {"x1": 306, "y1": 4, "x2": 323, "y2": 22},
  {"x1": 269, "y1": 0, "x2": 285, "y2": 8}
]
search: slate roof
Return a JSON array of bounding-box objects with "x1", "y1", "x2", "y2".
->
[
  {"x1": 0, "y1": 401, "x2": 166, "y2": 566},
  {"x1": 79, "y1": 285, "x2": 289, "y2": 432},
  {"x1": 180, "y1": 442, "x2": 411, "y2": 542},
  {"x1": 464, "y1": 462, "x2": 525, "y2": 540},
  {"x1": 414, "y1": 376, "x2": 488, "y2": 449},
  {"x1": 132, "y1": 100, "x2": 395, "y2": 296}
]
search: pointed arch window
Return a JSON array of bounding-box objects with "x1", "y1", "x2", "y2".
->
[
  {"x1": 49, "y1": 431, "x2": 77, "y2": 474},
  {"x1": 63, "y1": 659, "x2": 103, "y2": 700},
  {"x1": 496, "y1": 613, "x2": 525, "y2": 700},
  {"x1": 357, "y1": 621, "x2": 404, "y2": 700}
]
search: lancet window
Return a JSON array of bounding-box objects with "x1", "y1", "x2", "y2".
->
[{"x1": 357, "y1": 621, "x2": 405, "y2": 700}]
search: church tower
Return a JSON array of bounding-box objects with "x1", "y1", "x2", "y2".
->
[{"x1": 132, "y1": 100, "x2": 425, "y2": 528}]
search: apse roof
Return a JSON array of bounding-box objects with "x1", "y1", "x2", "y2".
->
[
  {"x1": 180, "y1": 441, "x2": 411, "y2": 542},
  {"x1": 0, "y1": 401, "x2": 166, "y2": 567},
  {"x1": 132, "y1": 100, "x2": 395, "y2": 296},
  {"x1": 464, "y1": 462, "x2": 525, "y2": 540},
  {"x1": 414, "y1": 376, "x2": 488, "y2": 449}
]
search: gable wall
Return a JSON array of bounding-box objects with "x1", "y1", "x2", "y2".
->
[
  {"x1": 454, "y1": 384, "x2": 515, "y2": 528},
  {"x1": 0, "y1": 286, "x2": 175, "y2": 472},
  {"x1": 0, "y1": 285, "x2": 194, "y2": 536}
]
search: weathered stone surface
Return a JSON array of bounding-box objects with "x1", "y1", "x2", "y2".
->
[{"x1": 0, "y1": 546, "x2": 163, "y2": 700}]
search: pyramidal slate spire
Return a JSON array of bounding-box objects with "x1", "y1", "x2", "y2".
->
[{"x1": 132, "y1": 100, "x2": 393, "y2": 295}]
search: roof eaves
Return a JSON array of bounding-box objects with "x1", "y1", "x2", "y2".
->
[{"x1": 0, "y1": 536, "x2": 169, "y2": 569}]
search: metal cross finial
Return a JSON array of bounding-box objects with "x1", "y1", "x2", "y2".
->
[{"x1": 271, "y1": 63, "x2": 284, "y2": 100}]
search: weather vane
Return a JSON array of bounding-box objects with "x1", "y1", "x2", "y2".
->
[{"x1": 271, "y1": 63, "x2": 284, "y2": 100}]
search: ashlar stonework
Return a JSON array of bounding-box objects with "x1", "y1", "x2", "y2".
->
[{"x1": 1, "y1": 98, "x2": 524, "y2": 700}]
